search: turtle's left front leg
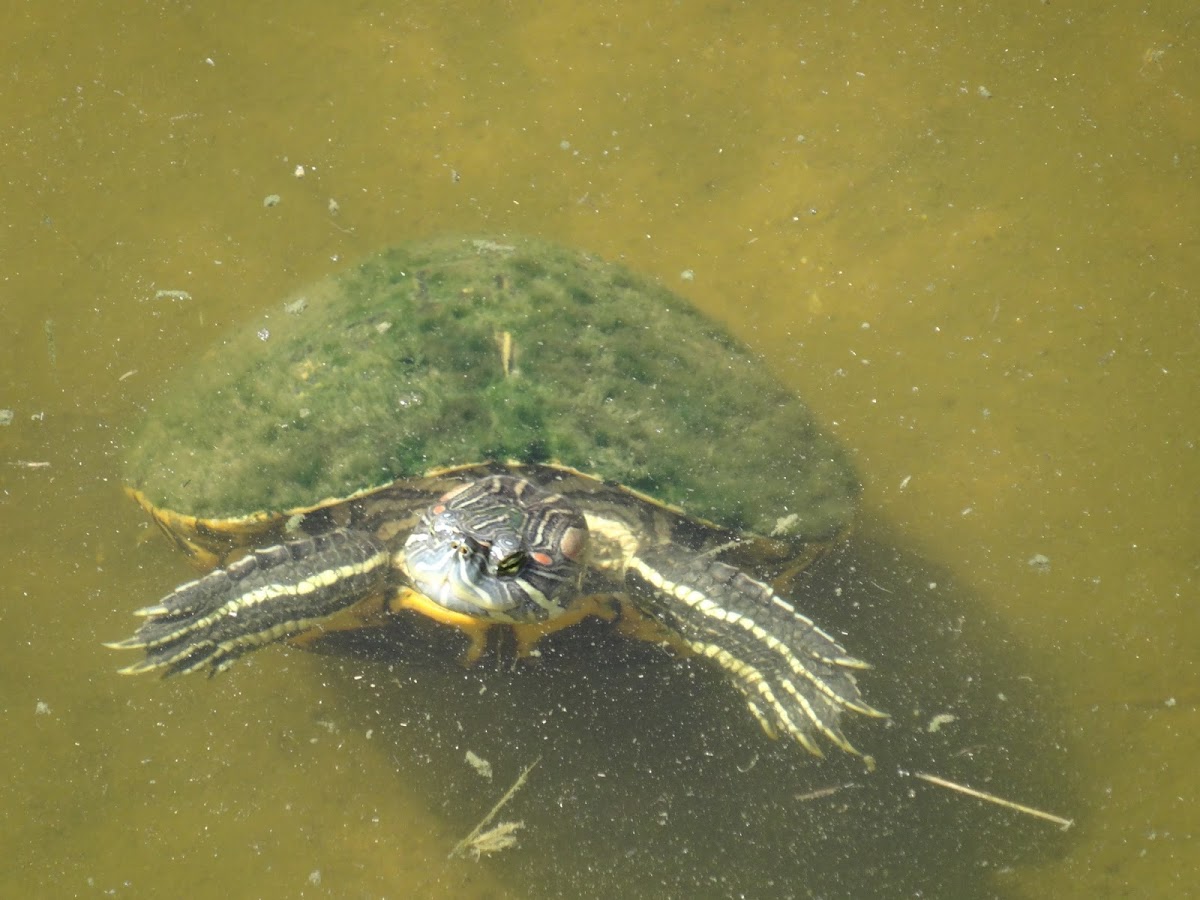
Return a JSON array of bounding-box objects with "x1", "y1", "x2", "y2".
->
[{"x1": 625, "y1": 547, "x2": 885, "y2": 757}]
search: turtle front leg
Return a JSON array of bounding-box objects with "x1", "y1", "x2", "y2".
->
[
  {"x1": 625, "y1": 547, "x2": 886, "y2": 757},
  {"x1": 108, "y1": 529, "x2": 392, "y2": 676}
]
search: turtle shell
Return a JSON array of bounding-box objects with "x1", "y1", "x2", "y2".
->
[{"x1": 125, "y1": 235, "x2": 858, "y2": 564}]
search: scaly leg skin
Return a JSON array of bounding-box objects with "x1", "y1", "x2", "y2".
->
[
  {"x1": 626, "y1": 547, "x2": 886, "y2": 757},
  {"x1": 108, "y1": 529, "x2": 391, "y2": 676}
]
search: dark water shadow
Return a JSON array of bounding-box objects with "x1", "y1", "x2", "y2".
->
[{"x1": 310, "y1": 519, "x2": 1080, "y2": 899}]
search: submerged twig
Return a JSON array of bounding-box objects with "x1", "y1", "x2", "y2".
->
[
  {"x1": 912, "y1": 771, "x2": 1074, "y2": 830},
  {"x1": 449, "y1": 757, "x2": 541, "y2": 859},
  {"x1": 794, "y1": 782, "x2": 859, "y2": 802}
]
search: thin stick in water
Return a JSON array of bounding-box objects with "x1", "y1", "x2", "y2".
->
[
  {"x1": 912, "y1": 771, "x2": 1074, "y2": 830},
  {"x1": 449, "y1": 757, "x2": 542, "y2": 859}
]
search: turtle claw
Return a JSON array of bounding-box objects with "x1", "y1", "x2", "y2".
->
[
  {"x1": 834, "y1": 654, "x2": 872, "y2": 670},
  {"x1": 102, "y1": 637, "x2": 140, "y2": 651},
  {"x1": 115, "y1": 657, "x2": 167, "y2": 677}
]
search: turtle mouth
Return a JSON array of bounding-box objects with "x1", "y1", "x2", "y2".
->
[{"x1": 405, "y1": 530, "x2": 531, "y2": 621}]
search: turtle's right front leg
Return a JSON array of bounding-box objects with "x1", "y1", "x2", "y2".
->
[{"x1": 108, "y1": 529, "x2": 391, "y2": 676}]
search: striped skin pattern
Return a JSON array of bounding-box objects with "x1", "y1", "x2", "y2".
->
[
  {"x1": 112, "y1": 465, "x2": 881, "y2": 757},
  {"x1": 627, "y1": 549, "x2": 883, "y2": 757},
  {"x1": 109, "y1": 530, "x2": 392, "y2": 676}
]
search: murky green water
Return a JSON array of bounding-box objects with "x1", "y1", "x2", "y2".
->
[{"x1": 2, "y1": 2, "x2": 1195, "y2": 897}]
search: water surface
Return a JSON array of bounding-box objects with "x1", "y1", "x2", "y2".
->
[{"x1": 1, "y1": 2, "x2": 1196, "y2": 897}]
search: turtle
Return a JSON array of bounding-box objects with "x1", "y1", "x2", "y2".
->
[{"x1": 109, "y1": 235, "x2": 885, "y2": 758}]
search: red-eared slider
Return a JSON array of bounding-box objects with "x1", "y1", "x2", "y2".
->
[{"x1": 110, "y1": 235, "x2": 884, "y2": 757}]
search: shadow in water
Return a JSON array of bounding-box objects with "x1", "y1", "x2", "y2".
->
[{"x1": 311, "y1": 519, "x2": 1079, "y2": 899}]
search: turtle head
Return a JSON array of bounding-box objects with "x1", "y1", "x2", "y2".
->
[{"x1": 404, "y1": 475, "x2": 588, "y2": 622}]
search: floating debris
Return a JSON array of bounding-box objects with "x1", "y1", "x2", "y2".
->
[
  {"x1": 911, "y1": 771, "x2": 1073, "y2": 830},
  {"x1": 449, "y1": 758, "x2": 540, "y2": 860},
  {"x1": 1027, "y1": 553, "x2": 1051, "y2": 573},
  {"x1": 794, "y1": 783, "x2": 859, "y2": 802},
  {"x1": 263, "y1": 194, "x2": 281, "y2": 208},
  {"x1": 44, "y1": 319, "x2": 57, "y2": 366},
  {"x1": 926, "y1": 713, "x2": 958, "y2": 734},
  {"x1": 284, "y1": 297, "x2": 308, "y2": 315},
  {"x1": 460, "y1": 821, "x2": 524, "y2": 859},
  {"x1": 465, "y1": 750, "x2": 493, "y2": 780},
  {"x1": 0, "y1": 409, "x2": 12, "y2": 426},
  {"x1": 770, "y1": 512, "x2": 800, "y2": 537},
  {"x1": 155, "y1": 290, "x2": 192, "y2": 302},
  {"x1": 1141, "y1": 46, "x2": 1167, "y2": 74},
  {"x1": 495, "y1": 331, "x2": 514, "y2": 378}
]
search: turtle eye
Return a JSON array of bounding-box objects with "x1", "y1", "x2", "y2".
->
[{"x1": 495, "y1": 551, "x2": 526, "y2": 576}]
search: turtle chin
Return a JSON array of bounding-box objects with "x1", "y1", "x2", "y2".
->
[{"x1": 405, "y1": 537, "x2": 505, "y2": 619}]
